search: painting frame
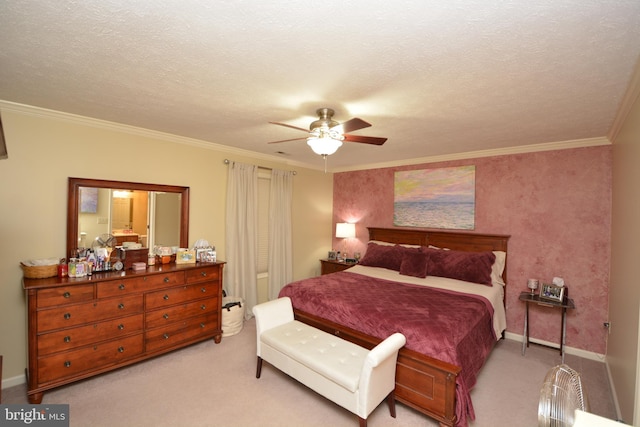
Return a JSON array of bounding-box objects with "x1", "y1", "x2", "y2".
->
[
  {"x1": 394, "y1": 165, "x2": 476, "y2": 230},
  {"x1": 79, "y1": 187, "x2": 99, "y2": 213}
]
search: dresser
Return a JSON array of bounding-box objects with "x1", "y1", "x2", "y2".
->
[{"x1": 23, "y1": 262, "x2": 225, "y2": 404}]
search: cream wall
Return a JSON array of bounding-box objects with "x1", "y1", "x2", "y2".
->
[
  {"x1": 0, "y1": 105, "x2": 333, "y2": 385},
  {"x1": 610, "y1": 82, "x2": 640, "y2": 424}
]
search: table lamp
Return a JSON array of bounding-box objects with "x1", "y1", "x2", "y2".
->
[{"x1": 335, "y1": 223, "x2": 356, "y2": 260}]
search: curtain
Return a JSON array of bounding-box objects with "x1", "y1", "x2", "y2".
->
[
  {"x1": 267, "y1": 169, "x2": 294, "y2": 300},
  {"x1": 225, "y1": 161, "x2": 259, "y2": 319}
]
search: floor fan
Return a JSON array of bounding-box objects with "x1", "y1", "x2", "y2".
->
[{"x1": 538, "y1": 364, "x2": 589, "y2": 427}]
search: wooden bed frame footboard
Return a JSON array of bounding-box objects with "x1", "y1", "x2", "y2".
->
[{"x1": 294, "y1": 227, "x2": 510, "y2": 427}]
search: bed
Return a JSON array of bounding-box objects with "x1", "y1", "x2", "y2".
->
[{"x1": 278, "y1": 227, "x2": 509, "y2": 427}]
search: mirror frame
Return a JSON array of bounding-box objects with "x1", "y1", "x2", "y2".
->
[{"x1": 67, "y1": 177, "x2": 190, "y2": 257}]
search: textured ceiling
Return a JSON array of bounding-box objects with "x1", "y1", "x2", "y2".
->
[{"x1": 1, "y1": 1, "x2": 639, "y2": 171}]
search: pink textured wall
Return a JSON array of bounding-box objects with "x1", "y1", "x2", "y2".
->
[{"x1": 333, "y1": 146, "x2": 612, "y2": 354}]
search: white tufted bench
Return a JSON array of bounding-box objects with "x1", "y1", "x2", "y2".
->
[{"x1": 253, "y1": 297, "x2": 406, "y2": 427}]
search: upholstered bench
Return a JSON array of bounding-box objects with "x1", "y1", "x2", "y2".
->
[{"x1": 252, "y1": 297, "x2": 406, "y2": 427}]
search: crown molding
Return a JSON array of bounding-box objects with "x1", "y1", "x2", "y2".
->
[
  {"x1": 0, "y1": 100, "x2": 317, "y2": 171},
  {"x1": 608, "y1": 56, "x2": 640, "y2": 143},
  {"x1": 0, "y1": 100, "x2": 612, "y2": 174},
  {"x1": 331, "y1": 137, "x2": 611, "y2": 173}
]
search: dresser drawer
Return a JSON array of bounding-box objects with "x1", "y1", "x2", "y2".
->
[
  {"x1": 145, "y1": 297, "x2": 219, "y2": 329},
  {"x1": 36, "y1": 285, "x2": 94, "y2": 308},
  {"x1": 145, "y1": 313, "x2": 218, "y2": 353},
  {"x1": 37, "y1": 314, "x2": 144, "y2": 356},
  {"x1": 97, "y1": 272, "x2": 184, "y2": 298},
  {"x1": 145, "y1": 282, "x2": 218, "y2": 310},
  {"x1": 185, "y1": 266, "x2": 220, "y2": 284},
  {"x1": 37, "y1": 294, "x2": 143, "y2": 333},
  {"x1": 37, "y1": 334, "x2": 144, "y2": 384}
]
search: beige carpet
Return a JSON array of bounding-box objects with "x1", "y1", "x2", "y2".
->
[{"x1": 3, "y1": 318, "x2": 616, "y2": 426}]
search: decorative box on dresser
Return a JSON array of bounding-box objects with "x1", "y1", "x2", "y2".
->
[{"x1": 23, "y1": 261, "x2": 225, "y2": 404}]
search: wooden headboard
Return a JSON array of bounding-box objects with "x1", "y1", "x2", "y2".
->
[{"x1": 368, "y1": 227, "x2": 510, "y2": 283}]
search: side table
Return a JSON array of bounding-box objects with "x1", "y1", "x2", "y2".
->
[
  {"x1": 320, "y1": 259, "x2": 356, "y2": 275},
  {"x1": 519, "y1": 291, "x2": 575, "y2": 362}
]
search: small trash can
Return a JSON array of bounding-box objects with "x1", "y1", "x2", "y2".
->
[{"x1": 221, "y1": 296, "x2": 245, "y2": 337}]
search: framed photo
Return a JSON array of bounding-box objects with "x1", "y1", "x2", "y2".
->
[
  {"x1": 196, "y1": 248, "x2": 208, "y2": 262},
  {"x1": 176, "y1": 249, "x2": 196, "y2": 264},
  {"x1": 540, "y1": 283, "x2": 564, "y2": 303},
  {"x1": 328, "y1": 251, "x2": 337, "y2": 261}
]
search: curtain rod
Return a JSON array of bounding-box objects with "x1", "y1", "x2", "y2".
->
[{"x1": 223, "y1": 159, "x2": 296, "y2": 175}]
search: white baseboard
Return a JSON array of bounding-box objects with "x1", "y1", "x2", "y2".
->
[
  {"x1": 503, "y1": 332, "x2": 627, "y2": 421},
  {"x1": 503, "y1": 332, "x2": 606, "y2": 362},
  {"x1": 2, "y1": 373, "x2": 26, "y2": 390},
  {"x1": 604, "y1": 359, "x2": 625, "y2": 423}
]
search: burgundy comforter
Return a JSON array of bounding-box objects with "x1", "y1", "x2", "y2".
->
[{"x1": 278, "y1": 270, "x2": 497, "y2": 426}]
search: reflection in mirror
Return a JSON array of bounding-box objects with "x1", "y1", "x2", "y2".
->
[{"x1": 67, "y1": 178, "x2": 189, "y2": 258}]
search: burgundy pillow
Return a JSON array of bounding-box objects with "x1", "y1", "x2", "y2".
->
[
  {"x1": 359, "y1": 243, "x2": 412, "y2": 272},
  {"x1": 424, "y1": 247, "x2": 496, "y2": 286},
  {"x1": 399, "y1": 251, "x2": 429, "y2": 278}
]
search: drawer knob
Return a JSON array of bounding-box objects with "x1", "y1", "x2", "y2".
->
[
  {"x1": 118, "y1": 303, "x2": 125, "y2": 310},
  {"x1": 200, "y1": 271, "x2": 207, "y2": 277},
  {"x1": 164, "y1": 277, "x2": 170, "y2": 283},
  {"x1": 201, "y1": 287, "x2": 206, "y2": 293},
  {"x1": 163, "y1": 333, "x2": 169, "y2": 340},
  {"x1": 118, "y1": 324, "x2": 125, "y2": 330},
  {"x1": 64, "y1": 336, "x2": 71, "y2": 343},
  {"x1": 64, "y1": 313, "x2": 71, "y2": 320},
  {"x1": 63, "y1": 292, "x2": 71, "y2": 298},
  {"x1": 64, "y1": 361, "x2": 71, "y2": 368},
  {"x1": 200, "y1": 323, "x2": 205, "y2": 328},
  {"x1": 119, "y1": 283, "x2": 125, "y2": 290},
  {"x1": 201, "y1": 304, "x2": 206, "y2": 310},
  {"x1": 163, "y1": 313, "x2": 169, "y2": 319},
  {"x1": 163, "y1": 294, "x2": 169, "y2": 300},
  {"x1": 118, "y1": 346, "x2": 125, "y2": 353}
]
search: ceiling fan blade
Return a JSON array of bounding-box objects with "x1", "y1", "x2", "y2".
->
[
  {"x1": 269, "y1": 121, "x2": 309, "y2": 133},
  {"x1": 343, "y1": 134, "x2": 387, "y2": 145},
  {"x1": 267, "y1": 137, "x2": 308, "y2": 144},
  {"x1": 335, "y1": 118, "x2": 371, "y2": 133}
]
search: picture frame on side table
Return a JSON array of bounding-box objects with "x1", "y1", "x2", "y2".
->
[
  {"x1": 540, "y1": 283, "x2": 564, "y2": 303},
  {"x1": 328, "y1": 251, "x2": 337, "y2": 261}
]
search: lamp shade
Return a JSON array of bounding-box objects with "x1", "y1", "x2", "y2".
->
[{"x1": 335, "y1": 222, "x2": 356, "y2": 238}]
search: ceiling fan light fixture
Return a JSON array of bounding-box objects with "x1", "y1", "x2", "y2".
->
[{"x1": 306, "y1": 136, "x2": 343, "y2": 156}]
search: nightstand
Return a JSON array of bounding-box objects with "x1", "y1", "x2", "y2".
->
[
  {"x1": 320, "y1": 259, "x2": 356, "y2": 275},
  {"x1": 519, "y1": 291, "x2": 575, "y2": 362}
]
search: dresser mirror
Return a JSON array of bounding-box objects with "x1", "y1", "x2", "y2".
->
[{"x1": 67, "y1": 178, "x2": 189, "y2": 257}]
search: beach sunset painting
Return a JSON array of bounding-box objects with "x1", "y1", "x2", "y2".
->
[{"x1": 394, "y1": 165, "x2": 475, "y2": 229}]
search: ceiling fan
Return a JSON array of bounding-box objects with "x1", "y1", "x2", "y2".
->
[{"x1": 268, "y1": 108, "x2": 387, "y2": 158}]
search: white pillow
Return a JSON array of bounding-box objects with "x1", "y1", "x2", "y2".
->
[{"x1": 491, "y1": 251, "x2": 506, "y2": 287}]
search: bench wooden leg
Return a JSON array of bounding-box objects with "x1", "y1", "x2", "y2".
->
[
  {"x1": 387, "y1": 391, "x2": 396, "y2": 418},
  {"x1": 358, "y1": 416, "x2": 367, "y2": 427},
  {"x1": 256, "y1": 356, "x2": 263, "y2": 378}
]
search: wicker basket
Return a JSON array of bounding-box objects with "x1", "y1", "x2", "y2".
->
[{"x1": 21, "y1": 263, "x2": 58, "y2": 279}]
